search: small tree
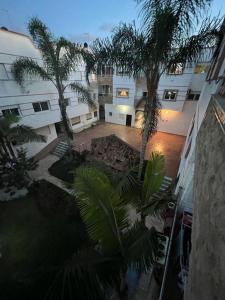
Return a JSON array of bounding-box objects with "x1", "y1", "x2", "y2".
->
[
  {"x1": 0, "y1": 148, "x2": 38, "y2": 193},
  {"x1": 91, "y1": 0, "x2": 223, "y2": 178},
  {"x1": 0, "y1": 113, "x2": 46, "y2": 158},
  {"x1": 12, "y1": 18, "x2": 96, "y2": 156}
]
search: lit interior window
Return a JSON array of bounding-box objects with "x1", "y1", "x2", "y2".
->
[{"x1": 117, "y1": 89, "x2": 129, "y2": 98}]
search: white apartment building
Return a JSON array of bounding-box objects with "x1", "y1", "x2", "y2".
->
[
  {"x1": 0, "y1": 27, "x2": 98, "y2": 158},
  {"x1": 98, "y1": 50, "x2": 213, "y2": 136},
  {"x1": 175, "y1": 37, "x2": 225, "y2": 212}
]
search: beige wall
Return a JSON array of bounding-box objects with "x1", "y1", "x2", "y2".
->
[{"x1": 185, "y1": 99, "x2": 225, "y2": 300}]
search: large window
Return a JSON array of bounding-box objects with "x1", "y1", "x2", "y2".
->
[
  {"x1": 86, "y1": 113, "x2": 92, "y2": 120},
  {"x1": 0, "y1": 64, "x2": 8, "y2": 80},
  {"x1": 99, "y1": 85, "x2": 112, "y2": 95},
  {"x1": 117, "y1": 88, "x2": 129, "y2": 98},
  {"x1": 187, "y1": 92, "x2": 200, "y2": 101},
  {"x1": 2, "y1": 108, "x2": 20, "y2": 116},
  {"x1": 71, "y1": 116, "x2": 81, "y2": 125},
  {"x1": 168, "y1": 63, "x2": 184, "y2": 75},
  {"x1": 33, "y1": 101, "x2": 49, "y2": 112},
  {"x1": 163, "y1": 90, "x2": 177, "y2": 101}
]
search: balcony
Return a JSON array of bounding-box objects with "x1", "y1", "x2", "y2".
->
[
  {"x1": 97, "y1": 75, "x2": 113, "y2": 85},
  {"x1": 98, "y1": 94, "x2": 113, "y2": 105}
]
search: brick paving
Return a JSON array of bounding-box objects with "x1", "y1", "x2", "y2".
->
[{"x1": 73, "y1": 122, "x2": 186, "y2": 178}]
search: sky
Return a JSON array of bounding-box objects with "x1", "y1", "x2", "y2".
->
[{"x1": 0, "y1": 0, "x2": 224, "y2": 44}]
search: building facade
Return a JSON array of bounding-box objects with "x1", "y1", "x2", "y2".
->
[
  {"x1": 0, "y1": 28, "x2": 98, "y2": 158},
  {"x1": 98, "y1": 50, "x2": 212, "y2": 136},
  {"x1": 158, "y1": 35, "x2": 225, "y2": 299}
]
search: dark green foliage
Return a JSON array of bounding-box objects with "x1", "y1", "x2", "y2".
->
[
  {"x1": 49, "y1": 150, "x2": 88, "y2": 183},
  {"x1": 0, "y1": 148, "x2": 38, "y2": 191},
  {"x1": 0, "y1": 180, "x2": 92, "y2": 300}
]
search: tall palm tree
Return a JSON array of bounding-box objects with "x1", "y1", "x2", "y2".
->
[
  {"x1": 73, "y1": 166, "x2": 159, "y2": 297},
  {"x1": 0, "y1": 113, "x2": 46, "y2": 158},
  {"x1": 91, "y1": 0, "x2": 223, "y2": 178},
  {"x1": 12, "y1": 18, "x2": 95, "y2": 155}
]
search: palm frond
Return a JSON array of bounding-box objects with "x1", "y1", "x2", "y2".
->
[
  {"x1": 12, "y1": 58, "x2": 52, "y2": 85},
  {"x1": 28, "y1": 17, "x2": 57, "y2": 69},
  {"x1": 142, "y1": 152, "x2": 165, "y2": 203},
  {"x1": 69, "y1": 82, "x2": 96, "y2": 108},
  {"x1": 74, "y1": 166, "x2": 128, "y2": 252},
  {"x1": 10, "y1": 125, "x2": 47, "y2": 144},
  {"x1": 123, "y1": 222, "x2": 158, "y2": 271}
]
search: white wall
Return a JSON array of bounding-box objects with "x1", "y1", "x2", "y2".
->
[
  {"x1": 113, "y1": 75, "x2": 136, "y2": 106},
  {"x1": 157, "y1": 101, "x2": 197, "y2": 136},
  {"x1": 19, "y1": 124, "x2": 57, "y2": 158},
  {"x1": 0, "y1": 29, "x2": 98, "y2": 158},
  {"x1": 105, "y1": 104, "x2": 135, "y2": 126}
]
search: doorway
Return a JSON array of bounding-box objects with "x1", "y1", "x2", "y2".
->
[
  {"x1": 99, "y1": 105, "x2": 105, "y2": 121},
  {"x1": 126, "y1": 114, "x2": 132, "y2": 127}
]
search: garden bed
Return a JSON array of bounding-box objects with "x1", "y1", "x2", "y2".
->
[{"x1": 0, "y1": 180, "x2": 89, "y2": 300}]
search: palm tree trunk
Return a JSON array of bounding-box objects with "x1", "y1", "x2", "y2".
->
[{"x1": 58, "y1": 89, "x2": 73, "y2": 159}]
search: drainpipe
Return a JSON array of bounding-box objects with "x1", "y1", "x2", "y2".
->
[{"x1": 158, "y1": 188, "x2": 182, "y2": 300}]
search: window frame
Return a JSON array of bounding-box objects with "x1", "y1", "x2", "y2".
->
[
  {"x1": 32, "y1": 101, "x2": 49, "y2": 112},
  {"x1": 167, "y1": 63, "x2": 184, "y2": 75},
  {"x1": 71, "y1": 116, "x2": 81, "y2": 126},
  {"x1": 2, "y1": 107, "x2": 20, "y2": 117},
  {"x1": 86, "y1": 113, "x2": 92, "y2": 120},
  {"x1": 163, "y1": 89, "x2": 178, "y2": 102},
  {"x1": 116, "y1": 88, "x2": 129, "y2": 98}
]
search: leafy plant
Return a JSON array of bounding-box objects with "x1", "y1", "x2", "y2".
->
[
  {"x1": 12, "y1": 18, "x2": 96, "y2": 157},
  {"x1": 91, "y1": 0, "x2": 224, "y2": 178}
]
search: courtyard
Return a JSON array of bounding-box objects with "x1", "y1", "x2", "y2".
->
[{"x1": 73, "y1": 123, "x2": 186, "y2": 178}]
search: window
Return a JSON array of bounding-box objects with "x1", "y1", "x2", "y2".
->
[
  {"x1": 0, "y1": 64, "x2": 8, "y2": 80},
  {"x1": 4, "y1": 64, "x2": 14, "y2": 79},
  {"x1": 93, "y1": 93, "x2": 96, "y2": 101},
  {"x1": 142, "y1": 92, "x2": 148, "y2": 98},
  {"x1": 168, "y1": 63, "x2": 184, "y2": 75},
  {"x1": 99, "y1": 85, "x2": 112, "y2": 95},
  {"x1": 109, "y1": 112, "x2": 112, "y2": 116},
  {"x1": 33, "y1": 101, "x2": 49, "y2": 112},
  {"x1": 194, "y1": 64, "x2": 208, "y2": 74},
  {"x1": 71, "y1": 116, "x2": 81, "y2": 125},
  {"x1": 2, "y1": 108, "x2": 20, "y2": 116},
  {"x1": 163, "y1": 90, "x2": 177, "y2": 101},
  {"x1": 187, "y1": 93, "x2": 200, "y2": 101},
  {"x1": 117, "y1": 88, "x2": 129, "y2": 98},
  {"x1": 86, "y1": 113, "x2": 92, "y2": 120},
  {"x1": 94, "y1": 111, "x2": 97, "y2": 117},
  {"x1": 97, "y1": 65, "x2": 113, "y2": 76},
  {"x1": 64, "y1": 98, "x2": 70, "y2": 106}
]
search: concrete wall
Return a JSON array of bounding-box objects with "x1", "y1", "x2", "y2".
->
[
  {"x1": 184, "y1": 99, "x2": 225, "y2": 300},
  {"x1": 157, "y1": 101, "x2": 197, "y2": 136},
  {"x1": 105, "y1": 103, "x2": 135, "y2": 126}
]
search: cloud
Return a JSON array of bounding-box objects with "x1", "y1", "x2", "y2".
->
[
  {"x1": 99, "y1": 22, "x2": 115, "y2": 32},
  {"x1": 70, "y1": 32, "x2": 96, "y2": 44}
]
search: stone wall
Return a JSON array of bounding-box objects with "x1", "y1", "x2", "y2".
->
[
  {"x1": 91, "y1": 134, "x2": 139, "y2": 171},
  {"x1": 184, "y1": 99, "x2": 225, "y2": 300}
]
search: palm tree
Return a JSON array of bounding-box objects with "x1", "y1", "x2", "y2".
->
[
  {"x1": 0, "y1": 113, "x2": 46, "y2": 158},
  {"x1": 12, "y1": 18, "x2": 95, "y2": 155},
  {"x1": 73, "y1": 166, "x2": 159, "y2": 297},
  {"x1": 91, "y1": 0, "x2": 223, "y2": 178}
]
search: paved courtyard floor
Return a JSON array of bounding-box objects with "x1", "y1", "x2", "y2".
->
[{"x1": 73, "y1": 122, "x2": 186, "y2": 178}]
